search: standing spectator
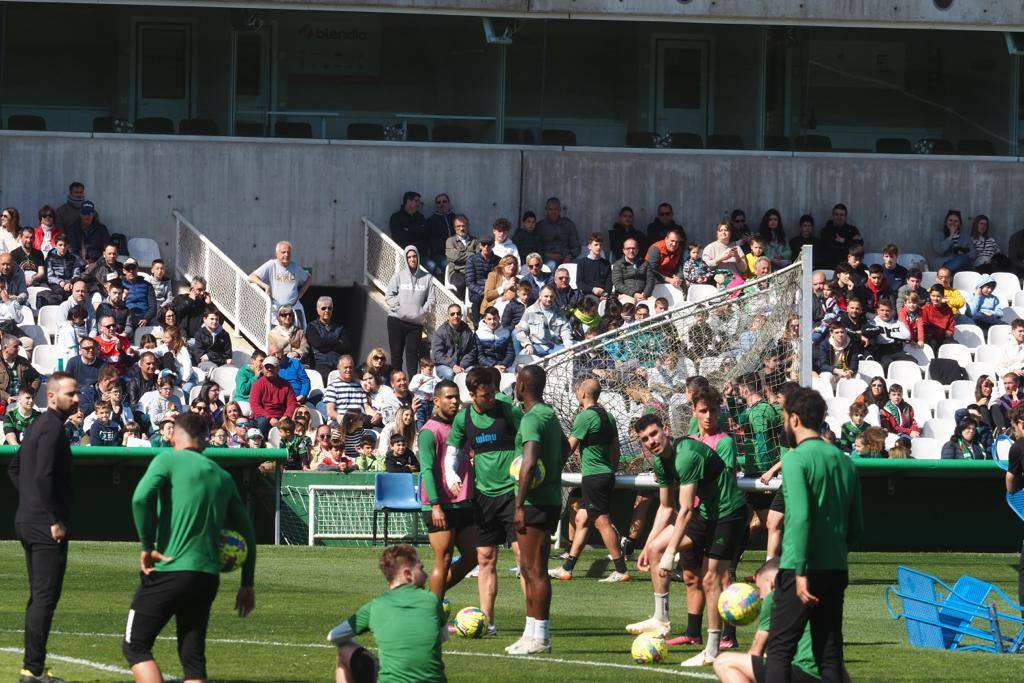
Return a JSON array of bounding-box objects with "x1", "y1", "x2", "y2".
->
[
  {"x1": 729, "y1": 208, "x2": 752, "y2": 244},
  {"x1": 789, "y1": 214, "x2": 820, "y2": 268},
  {"x1": 551, "y1": 266, "x2": 582, "y2": 316},
  {"x1": 248, "y1": 240, "x2": 312, "y2": 326},
  {"x1": 55, "y1": 181, "x2": 96, "y2": 229},
  {"x1": 425, "y1": 193, "x2": 455, "y2": 276},
  {"x1": 249, "y1": 355, "x2": 298, "y2": 435},
  {"x1": 443, "y1": 214, "x2": 476, "y2": 299},
  {"x1": 515, "y1": 285, "x2": 573, "y2": 358},
  {"x1": 612, "y1": 237, "x2": 654, "y2": 305},
  {"x1": 702, "y1": 223, "x2": 745, "y2": 277},
  {"x1": 537, "y1": 197, "x2": 580, "y2": 271},
  {"x1": 82, "y1": 243, "x2": 121, "y2": 294},
  {"x1": 759, "y1": 209, "x2": 791, "y2": 268},
  {"x1": 0, "y1": 335, "x2": 40, "y2": 404},
  {"x1": 11, "y1": 227, "x2": 45, "y2": 287},
  {"x1": 385, "y1": 245, "x2": 434, "y2": 375},
  {"x1": 154, "y1": 325, "x2": 192, "y2": 391},
  {"x1": 466, "y1": 238, "x2": 499, "y2": 324},
  {"x1": 269, "y1": 343, "x2": 310, "y2": 404},
  {"x1": 932, "y1": 209, "x2": 975, "y2": 275},
  {"x1": 127, "y1": 351, "x2": 159, "y2": 410},
  {"x1": 41, "y1": 235, "x2": 82, "y2": 306},
  {"x1": 819, "y1": 203, "x2": 863, "y2": 269},
  {"x1": 513, "y1": 211, "x2": 545, "y2": 263},
  {"x1": 168, "y1": 277, "x2": 213, "y2": 339},
  {"x1": 881, "y1": 244, "x2": 909, "y2": 292},
  {"x1": 921, "y1": 285, "x2": 956, "y2": 354},
  {"x1": 645, "y1": 202, "x2": 685, "y2": 246},
  {"x1": 145, "y1": 259, "x2": 173, "y2": 309},
  {"x1": 388, "y1": 191, "x2": 431, "y2": 269},
  {"x1": 193, "y1": 308, "x2": 233, "y2": 371},
  {"x1": 477, "y1": 305, "x2": 515, "y2": 371},
  {"x1": 233, "y1": 350, "x2": 266, "y2": 402},
  {"x1": 120, "y1": 258, "x2": 157, "y2": 327},
  {"x1": 267, "y1": 305, "x2": 309, "y2": 360},
  {"x1": 574, "y1": 232, "x2": 612, "y2": 300},
  {"x1": 321, "y1": 355, "x2": 363, "y2": 424},
  {"x1": 481, "y1": 255, "x2": 519, "y2": 316},
  {"x1": 34, "y1": 204, "x2": 62, "y2": 254},
  {"x1": 307, "y1": 296, "x2": 351, "y2": 382},
  {"x1": 491, "y1": 218, "x2": 520, "y2": 264},
  {"x1": 608, "y1": 206, "x2": 646, "y2": 262},
  {"x1": 0, "y1": 207, "x2": 22, "y2": 253},
  {"x1": 430, "y1": 304, "x2": 476, "y2": 380},
  {"x1": 65, "y1": 200, "x2": 110, "y2": 264}
]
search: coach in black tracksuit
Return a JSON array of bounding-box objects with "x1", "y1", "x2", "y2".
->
[{"x1": 8, "y1": 373, "x2": 78, "y2": 683}]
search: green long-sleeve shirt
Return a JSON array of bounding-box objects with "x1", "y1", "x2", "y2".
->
[
  {"x1": 780, "y1": 438, "x2": 863, "y2": 575},
  {"x1": 131, "y1": 448, "x2": 257, "y2": 586},
  {"x1": 233, "y1": 364, "x2": 258, "y2": 401}
]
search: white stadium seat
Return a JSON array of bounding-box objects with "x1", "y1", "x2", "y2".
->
[
  {"x1": 454, "y1": 373, "x2": 470, "y2": 402},
  {"x1": 906, "y1": 398, "x2": 933, "y2": 422},
  {"x1": 26, "y1": 286, "x2": 48, "y2": 310},
  {"x1": 937, "y1": 343, "x2": 973, "y2": 367},
  {"x1": 652, "y1": 283, "x2": 685, "y2": 307},
  {"x1": 20, "y1": 308, "x2": 34, "y2": 326},
  {"x1": 987, "y1": 325, "x2": 1012, "y2": 347},
  {"x1": 1013, "y1": 291, "x2": 1024, "y2": 308},
  {"x1": 827, "y1": 396, "x2": 852, "y2": 420},
  {"x1": 327, "y1": 370, "x2": 340, "y2": 386},
  {"x1": 127, "y1": 237, "x2": 162, "y2": 267},
  {"x1": 935, "y1": 398, "x2": 969, "y2": 420},
  {"x1": 884, "y1": 433, "x2": 899, "y2": 449},
  {"x1": 267, "y1": 427, "x2": 281, "y2": 448},
  {"x1": 952, "y1": 271, "x2": 981, "y2": 293},
  {"x1": 898, "y1": 253, "x2": 928, "y2": 271},
  {"x1": 974, "y1": 344, "x2": 1003, "y2": 365},
  {"x1": 904, "y1": 344, "x2": 934, "y2": 367},
  {"x1": 835, "y1": 377, "x2": 867, "y2": 399},
  {"x1": 134, "y1": 326, "x2": 159, "y2": 346},
  {"x1": 857, "y1": 359, "x2": 884, "y2": 382},
  {"x1": 887, "y1": 360, "x2": 922, "y2": 388},
  {"x1": 686, "y1": 284, "x2": 718, "y2": 303},
  {"x1": 306, "y1": 368, "x2": 325, "y2": 394},
  {"x1": 1003, "y1": 307, "x2": 1024, "y2": 324},
  {"x1": 31, "y1": 345, "x2": 59, "y2": 375},
  {"x1": 965, "y1": 362, "x2": 996, "y2": 381},
  {"x1": 953, "y1": 325, "x2": 984, "y2": 349},
  {"x1": 818, "y1": 269, "x2": 834, "y2": 281},
  {"x1": 812, "y1": 374, "x2": 835, "y2": 399},
  {"x1": 910, "y1": 380, "x2": 946, "y2": 405},
  {"x1": 923, "y1": 418, "x2": 955, "y2": 439},
  {"x1": 921, "y1": 271, "x2": 938, "y2": 289},
  {"x1": 231, "y1": 350, "x2": 252, "y2": 366},
  {"x1": 19, "y1": 324, "x2": 49, "y2": 350},
  {"x1": 911, "y1": 437, "x2": 942, "y2": 460},
  {"x1": 210, "y1": 366, "x2": 239, "y2": 394},
  {"x1": 862, "y1": 252, "x2": 884, "y2": 267},
  {"x1": 948, "y1": 379, "x2": 976, "y2": 401},
  {"x1": 825, "y1": 416, "x2": 844, "y2": 437}
]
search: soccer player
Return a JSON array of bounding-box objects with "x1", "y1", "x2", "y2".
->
[
  {"x1": 712, "y1": 559, "x2": 820, "y2": 683},
  {"x1": 761, "y1": 381, "x2": 800, "y2": 562},
  {"x1": 445, "y1": 366, "x2": 522, "y2": 634},
  {"x1": 9, "y1": 372, "x2": 79, "y2": 683},
  {"x1": 506, "y1": 364, "x2": 568, "y2": 655},
  {"x1": 736, "y1": 374, "x2": 782, "y2": 526},
  {"x1": 765, "y1": 387, "x2": 863, "y2": 683},
  {"x1": 1006, "y1": 404, "x2": 1024, "y2": 605},
  {"x1": 419, "y1": 379, "x2": 477, "y2": 599},
  {"x1": 329, "y1": 544, "x2": 447, "y2": 683},
  {"x1": 549, "y1": 378, "x2": 629, "y2": 582},
  {"x1": 122, "y1": 412, "x2": 257, "y2": 683}
]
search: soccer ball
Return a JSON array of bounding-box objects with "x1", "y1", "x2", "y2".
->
[
  {"x1": 441, "y1": 598, "x2": 451, "y2": 621},
  {"x1": 453, "y1": 607, "x2": 487, "y2": 638},
  {"x1": 631, "y1": 632, "x2": 667, "y2": 664},
  {"x1": 508, "y1": 456, "x2": 546, "y2": 489},
  {"x1": 718, "y1": 582, "x2": 762, "y2": 626},
  {"x1": 218, "y1": 530, "x2": 248, "y2": 573}
]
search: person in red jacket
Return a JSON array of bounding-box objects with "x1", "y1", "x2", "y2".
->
[
  {"x1": 249, "y1": 355, "x2": 298, "y2": 436},
  {"x1": 94, "y1": 313, "x2": 135, "y2": 374},
  {"x1": 920, "y1": 285, "x2": 956, "y2": 354}
]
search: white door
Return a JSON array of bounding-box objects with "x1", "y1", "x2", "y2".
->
[
  {"x1": 135, "y1": 23, "x2": 192, "y2": 123},
  {"x1": 653, "y1": 39, "x2": 710, "y2": 137},
  {"x1": 231, "y1": 27, "x2": 273, "y2": 133}
]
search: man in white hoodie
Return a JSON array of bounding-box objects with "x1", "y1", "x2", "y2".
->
[
  {"x1": 870, "y1": 299, "x2": 913, "y2": 372},
  {"x1": 515, "y1": 285, "x2": 573, "y2": 358},
  {"x1": 385, "y1": 245, "x2": 435, "y2": 375},
  {"x1": 997, "y1": 319, "x2": 1024, "y2": 379}
]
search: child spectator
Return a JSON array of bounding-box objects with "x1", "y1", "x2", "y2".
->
[
  {"x1": 839, "y1": 402, "x2": 869, "y2": 453},
  {"x1": 940, "y1": 416, "x2": 986, "y2": 460},
  {"x1": 104, "y1": 381, "x2": 133, "y2": 427},
  {"x1": 967, "y1": 274, "x2": 1003, "y2": 331},
  {"x1": 653, "y1": 297, "x2": 669, "y2": 315},
  {"x1": 851, "y1": 426, "x2": 887, "y2": 458},
  {"x1": 354, "y1": 437, "x2": 386, "y2": 471},
  {"x1": 744, "y1": 236, "x2": 769, "y2": 279},
  {"x1": 64, "y1": 408, "x2": 85, "y2": 445},
  {"x1": 140, "y1": 373, "x2": 183, "y2": 428},
  {"x1": 898, "y1": 292, "x2": 925, "y2": 348},
  {"x1": 408, "y1": 357, "x2": 438, "y2": 428},
  {"x1": 921, "y1": 285, "x2": 956, "y2": 354},
  {"x1": 385, "y1": 432, "x2": 419, "y2": 473},
  {"x1": 880, "y1": 383, "x2": 921, "y2": 438},
  {"x1": 150, "y1": 416, "x2": 175, "y2": 448},
  {"x1": 896, "y1": 268, "x2": 928, "y2": 310},
  {"x1": 3, "y1": 387, "x2": 39, "y2": 444},
  {"x1": 88, "y1": 400, "x2": 123, "y2": 446},
  {"x1": 145, "y1": 259, "x2": 173, "y2": 309},
  {"x1": 341, "y1": 410, "x2": 366, "y2": 459},
  {"x1": 500, "y1": 281, "x2": 532, "y2": 332},
  {"x1": 123, "y1": 420, "x2": 150, "y2": 447},
  {"x1": 569, "y1": 294, "x2": 602, "y2": 341},
  {"x1": 278, "y1": 416, "x2": 311, "y2": 471},
  {"x1": 317, "y1": 439, "x2": 356, "y2": 473},
  {"x1": 209, "y1": 426, "x2": 229, "y2": 447},
  {"x1": 55, "y1": 303, "x2": 89, "y2": 365},
  {"x1": 619, "y1": 302, "x2": 635, "y2": 325},
  {"x1": 888, "y1": 442, "x2": 910, "y2": 459},
  {"x1": 812, "y1": 282, "x2": 843, "y2": 343},
  {"x1": 245, "y1": 427, "x2": 266, "y2": 449},
  {"x1": 682, "y1": 243, "x2": 713, "y2": 285},
  {"x1": 138, "y1": 333, "x2": 158, "y2": 350}
]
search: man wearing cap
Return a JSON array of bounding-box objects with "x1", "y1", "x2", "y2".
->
[
  {"x1": 83, "y1": 244, "x2": 122, "y2": 295},
  {"x1": 466, "y1": 238, "x2": 499, "y2": 325},
  {"x1": 491, "y1": 218, "x2": 520, "y2": 264},
  {"x1": 121, "y1": 258, "x2": 157, "y2": 328},
  {"x1": 65, "y1": 200, "x2": 110, "y2": 264},
  {"x1": 249, "y1": 355, "x2": 298, "y2": 436},
  {"x1": 248, "y1": 241, "x2": 312, "y2": 327},
  {"x1": 56, "y1": 181, "x2": 97, "y2": 230}
]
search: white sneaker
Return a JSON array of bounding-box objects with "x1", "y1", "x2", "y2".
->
[
  {"x1": 680, "y1": 649, "x2": 715, "y2": 667},
  {"x1": 503, "y1": 636, "x2": 527, "y2": 653},
  {"x1": 487, "y1": 623, "x2": 497, "y2": 636},
  {"x1": 467, "y1": 566, "x2": 480, "y2": 578},
  {"x1": 548, "y1": 567, "x2": 572, "y2": 580},
  {"x1": 598, "y1": 570, "x2": 631, "y2": 583},
  {"x1": 507, "y1": 636, "x2": 551, "y2": 655},
  {"x1": 625, "y1": 616, "x2": 670, "y2": 636}
]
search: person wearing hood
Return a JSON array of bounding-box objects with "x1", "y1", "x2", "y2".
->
[
  {"x1": 429, "y1": 303, "x2": 477, "y2": 380},
  {"x1": 515, "y1": 285, "x2": 574, "y2": 358},
  {"x1": 967, "y1": 274, "x2": 1004, "y2": 331},
  {"x1": 813, "y1": 323, "x2": 859, "y2": 382},
  {"x1": 476, "y1": 306, "x2": 515, "y2": 371},
  {"x1": 385, "y1": 245, "x2": 435, "y2": 375}
]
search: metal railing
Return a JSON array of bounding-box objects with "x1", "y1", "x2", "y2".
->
[
  {"x1": 173, "y1": 210, "x2": 272, "y2": 349},
  {"x1": 362, "y1": 216, "x2": 461, "y2": 333}
]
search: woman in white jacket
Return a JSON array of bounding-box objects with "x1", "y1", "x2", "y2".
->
[{"x1": 154, "y1": 325, "x2": 196, "y2": 393}]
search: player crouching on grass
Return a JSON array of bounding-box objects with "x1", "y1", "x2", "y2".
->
[{"x1": 329, "y1": 544, "x2": 447, "y2": 683}]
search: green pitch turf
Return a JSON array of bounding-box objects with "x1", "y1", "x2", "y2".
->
[{"x1": 0, "y1": 542, "x2": 1021, "y2": 682}]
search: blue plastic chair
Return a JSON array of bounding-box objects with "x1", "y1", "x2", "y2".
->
[
  {"x1": 991, "y1": 435, "x2": 1024, "y2": 523},
  {"x1": 372, "y1": 473, "x2": 421, "y2": 545}
]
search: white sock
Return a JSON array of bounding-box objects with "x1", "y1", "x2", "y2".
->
[
  {"x1": 523, "y1": 616, "x2": 535, "y2": 639},
  {"x1": 706, "y1": 629, "x2": 721, "y2": 658},
  {"x1": 654, "y1": 592, "x2": 669, "y2": 622},
  {"x1": 535, "y1": 619, "x2": 550, "y2": 642}
]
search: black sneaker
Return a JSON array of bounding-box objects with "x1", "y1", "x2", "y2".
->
[{"x1": 20, "y1": 669, "x2": 65, "y2": 683}]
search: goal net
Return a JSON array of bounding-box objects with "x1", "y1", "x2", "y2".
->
[
  {"x1": 276, "y1": 484, "x2": 422, "y2": 546},
  {"x1": 533, "y1": 257, "x2": 807, "y2": 475}
]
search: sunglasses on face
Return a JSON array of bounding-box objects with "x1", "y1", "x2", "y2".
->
[
  {"x1": 557, "y1": 276, "x2": 569, "y2": 281},
  {"x1": 371, "y1": 356, "x2": 383, "y2": 361},
  {"x1": 658, "y1": 212, "x2": 671, "y2": 217}
]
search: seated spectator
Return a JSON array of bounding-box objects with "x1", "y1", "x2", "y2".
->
[
  {"x1": 127, "y1": 422, "x2": 154, "y2": 447},
  {"x1": 354, "y1": 437, "x2": 385, "y2": 471},
  {"x1": 831, "y1": 263, "x2": 856, "y2": 305},
  {"x1": 743, "y1": 236, "x2": 773, "y2": 279},
  {"x1": 249, "y1": 354, "x2": 298, "y2": 435},
  {"x1": 55, "y1": 303, "x2": 89, "y2": 365},
  {"x1": 267, "y1": 305, "x2": 308, "y2": 360},
  {"x1": 360, "y1": 369, "x2": 393, "y2": 430},
  {"x1": 98, "y1": 380, "x2": 134, "y2": 428},
  {"x1": 65, "y1": 200, "x2": 110, "y2": 264},
  {"x1": 87, "y1": 399, "x2": 123, "y2": 447},
  {"x1": 647, "y1": 352, "x2": 686, "y2": 400},
  {"x1": 0, "y1": 209, "x2": 19, "y2": 254},
  {"x1": 898, "y1": 292, "x2": 925, "y2": 349},
  {"x1": 248, "y1": 240, "x2": 312, "y2": 325},
  {"x1": 972, "y1": 376, "x2": 998, "y2": 430},
  {"x1": 194, "y1": 308, "x2": 233, "y2": 371},
  {"x1": 481, "y1": 255, "x2": 519, "y2": 316},
  {"x1": 574, "y1": 232, "x2": 612, "y2": 300},
  {"x1": 477, "y1": 305, "x2": 515, "y2": 371},
  {"x1": 0, "y1": 252, "x2": 27, "y2": 310},
  {"x1": 932, "y1": 209, "x2": 975, "y2": 274},
  {"x1": 307, "y1": 424, "x2": 332, "y2": 465},
  {"x1": 40, "y1": 235, "x2": 83, "y2": 307},
  {"x1": 4, "y1": 387, "x2": 39, "y2": 444},
  {"x1": 519, "y1": 253, "x2": 550, "y2": 300},
  {"x1": 376, "y1": 406, "x2": 418, "y2": 458},
  {"x1": 358, "y1": 347, "x2": 393, "y2": 388},
  {"x1": 465, "y1": 237, "x2": 499, "y2": 324},
  {"x1": 11, "y1": 226, "x2": 45, "y2": 288},
  {"x1": 168, "y1": 276, "x2": 213, "y2": 339},
  {"x1": 998, "y1": 319, "x2": 1024, "y2": 378},
  {"x1": 836, "y1": 298, "x2": 876, "y2": 359},
  {"x1": 278, "y1": 416, "x2": 311, "y2": 470},
  {"x1": 64, "y1": 408, "x2": 86, "y2": 445},
  {"x1": 269, "y1": 343, "x2": 310, "y2": 403},
  {"x1": 921, "y1": 285, "x2": 956, "y2": 354},
  {"x1": 120, "y1": 258, "x2": 157, "y2": 326},
  {"x1": 896, "y1": 268, "x2": 927, "y2": 311},
  {"x1": 513, "y1": 211, "x2": 544, "y2": 264},
  {"x1": 569, "y1": 294, "x2": 602, "y2": 341},
  {"x1": 57, "y1": 278, "x2": 96, "y2": 335},
  {"x1": 790, "y1": 214, "x2": 820, "y2": 267},
  {"x1": 425, "y1": 193, "x2": 455, "y2": 276},
  {"x1": 221, "y1": 400, "x2": 244, "y2": 435},
  {"x1": 702, "y1": 223, "x2": 745, "y2": 280},
  {"x1": 154, "y1": 325, "x2": 193, "y2": 391},
  {"x1": 246, "y1": 428, "x2": 267, "y2": 450},
  {"x1": 140, "y1": 373, "x2": 184, "y2": 430},
  {"x1": 500, "y1": 282, "x2": 532, "y2": 332},
  {"x1": 967, "y1": 274, "x2": 1003, "y2": 331},
  {"x1": 127, "y1": 351, "x2": 159, "y2": 412},
  {"x1": 812, "y1": 323, "x2": 859, "y2": 382},
  {"x1": 316, "y1": 438, "x2": 355, "y2": 472},
  {"x1": 682, "y1": 242, "x2": 713, "y2": 287},
  {"x1": 384, "y1": 431, "x2": 419, "y2": 473},
  {"x1": 612, "y1": 237, "x2": 654, "y2": 305},
  {"x1": 857, "y1": 265, "x2": 895, "y2": 314},
  {"x1": 851, "y1": 426, "x2": 887, "y2": 458},
  {"x1": 491, "y1": 217, "x2": 520, "y2": 264},
  {"x1": 388, "y1": 191, "x2": 431, "y2": 271},
  {"x1": 880, "y1": 383, "x2": 921, "y2": 438},
  {"x1": 645, "y1": 202, "x2": 685, "y2": 246},
  {"x1": 96, "y1": 278, "x2": 138, "y2": 338},
  {"x1": 934, "y1": 266, "x2": 967, "y2": 315},
  {"x1": 838, "y1": 402, "x2": 869, "y2": 453},
  {"x1": 149, "y1": 415, "x2": 176, "y2": 448},
  {"x1": 233, "y1": 349, "x2": 266, "y2": 401},
  {"x1": 66, "y1": 335, "x2": 104, "y2": 392},
  {"x1": 992, "y1": 372, "x2": 1024, "y2": 429},
  {"x1": 227, "y1": 414, "x2": 251, "y2": 448},
  {"x1": 515, "y1": 285, "x2": 574, "y2": 358},
  {"x1": 307, "y1": 296, "x2": 351, "y2": 382},
  {"x1": 83, "y1": 243, "x2": 122, "y2": 294},
  {"x1": 759, "y1": 209, "x2": 792, "y2": 269},
  {"x1": 34, "y1": 204, "x2": 62, "y2": 254},
  {"x1": 844, "y1": 245, "x2": 868, "y2": 286},
  {"x1": 537, "y1": 197, "x2": 580, "y2": 271},
  {"x1": 408, "y1": 357, "x2": 437, "y2": 427},
  {"x1": 609, "y1": 206, "x2": 645, "y2": 262},
  {"x1": 820, "y1": 203, "x2": 863, "y2": 268},
  {"x1": 199, "y1": 380, "x2": 225, "y2": 425},
  {"x1": 940, "y1": 416, "x2": 986, "y2": 460},
  {"x1": 647, "y1": 227, "x2": 686, "y2": 290},
  {"x1": 881, "y1": 244, "x2": 909, "y2": 292},
  {"x1": 145, "y1": 258, "x2": 173, "y2": 310},
  {"x1": 430, "y1": 303, "x2": 476, "y2": 380},
  {"x1": 321, "y1": 355, "x2": 363, "y2": 424},
  {"x1": 544, "y1": 266, "x2": 581, "y2": 319},
  {"x1": 871, "y1": 300, "x2": 913, "y2": 371},
  {"x1": 339, "y1": 410, "x2": 368, "y2": 459},
  {"x1": 375, "y1": 369, "x2": 417, "y2": 425},
  {"x1": 970, "y1": 214, "x2": 1014, "y2": 274}
]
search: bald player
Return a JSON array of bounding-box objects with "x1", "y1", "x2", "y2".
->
[{"x1": 549, "y1": 378, "x2": 629, "y2": 582}]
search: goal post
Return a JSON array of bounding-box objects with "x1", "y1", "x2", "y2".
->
[{"x1": 306, "y1": 484, "x2": 420, "y2": 546}]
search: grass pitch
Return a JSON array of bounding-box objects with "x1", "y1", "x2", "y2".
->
[{"x1": 0, "y1": 542, "x2": 1021, "y2": 681}]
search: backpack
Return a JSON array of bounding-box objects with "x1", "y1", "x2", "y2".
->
[{"x1": 928, "y1": 357, "x2": 968, "y2": 385}]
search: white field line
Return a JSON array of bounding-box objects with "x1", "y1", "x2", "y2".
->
[
  {"x1": 0, "y1": 628, "x2": 717, "y2": 679},
  {"x1": 0, "y1": 646, "x2": 134, "y2": 676}
]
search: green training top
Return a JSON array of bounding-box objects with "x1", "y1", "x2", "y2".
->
[
  {"x1": 571, "y1": 405, "x2": 618, "y2": 476},
  {"x1": 686, "y1": 413, "x2": 730, "y2": 436},
  {"x1": 418, "y1": 422, "x2": 470, "y2": 512},
  {"x1": 652, "y1": 437, "x2": 746, "y2": 520},
  {"x1": 346, "y1": 583, "x2": 446, "y2": 683},
  {"x1": 738, "y1": 399, "x2": 782, "y2": 476},
  {"x1": 131, "y1": 448, "x2": 257, "y2": 586},
  {"x1": 758, "y1": 591, "x2": 820, "y2": 679},
  {"x1": 515, "y1": 402, "x2": 566, "y2": 507},
  {"x1": 780, "y1": 437, "x2": 864, "y2": 575},
  {"x1": 447, "y1": 401, "x2": 522, "y2": 497}
]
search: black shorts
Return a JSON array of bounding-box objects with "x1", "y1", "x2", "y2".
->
[
  {"x1": 751, "y1": 654, "x2": 818, "y2": 683},
  {"x1": 473, "y1": 490, "x2": 516, "y2": 547},
  {"x1": 769, "y1": 488, "x2": 786, "y2": 514},
  {"x1": 747, "y1": 490, "x2": 774, "y2": 511},
  {"x1": 423, "y1": 506, "x2": 475, "y2": 535},
  {"x1": 581, "y1": 473, "x2": 616, "y2": 516},
  {"x1": 679, "y1": 514, "x2": 707, "y2": 571},
  {"x1": 685, "y1": 508, "x2": 749, "y2": 561},
  {"x1": 520, "y1": 505, "x2": 561, "y2": 536},
  {"x1": 122, "y1": 570, "x2": 219, "y2": 680}
]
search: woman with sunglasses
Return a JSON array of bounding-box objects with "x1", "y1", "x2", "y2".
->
[
  {"x1": 854, "y1": 376, "x2": 888, "y2": 426},
  {"x1": 34, "y1": 205, "x2": 63, "y2": 254},
  {"x1": 358, "y1": 348, "x2": 393, "y2": 388},
  {"x1": 307, "y1": 295, "x2": 351, "y2": 383},
  {"x1": 267, "y1": 305, "x2": 309, "y2": 361},
  {"x1": 0, "y1": 207, "x2": 21, "y2": 253},
  {"x1": 308, "y1": 425, "x2": 334, "y2": 469},
  {"x1": 519, "y1": 252, "x2": 551, "y2": 300}
]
